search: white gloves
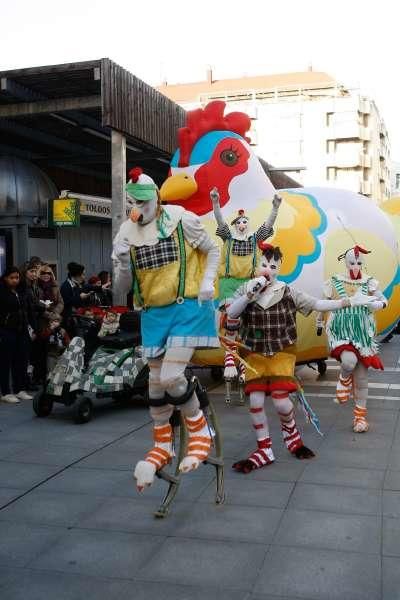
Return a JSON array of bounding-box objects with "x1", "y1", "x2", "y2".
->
[
  {"x1": 368, "y1": 300, "x2": 386, "y2": 312},
  {"x1": 210, "y1": 187, "x2": 220, "y2": 204},
  {"x1": 198, "y1": 277, "x2": 215, "y2": 303},
  {"x1": 349, "y1": 289, "x2": 378, "y2": 307},
  {"x1": 246, "y1": 276, "x2": 267, "y2": 299}
]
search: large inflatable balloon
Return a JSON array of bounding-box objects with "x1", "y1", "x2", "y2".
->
[{"x1": 159, "y1": 101, "x2": 400, "y2": 363}]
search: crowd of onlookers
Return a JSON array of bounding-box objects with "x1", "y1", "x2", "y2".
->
[{"x1": 0, "y1": 257, "x2": 113, "y2": 404}]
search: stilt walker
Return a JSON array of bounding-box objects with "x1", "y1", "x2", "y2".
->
[
  {"x1": 112, "y1": 168, "x2": 220, "y2": 490},
  {"x1": 227, "y1": 243, "x2": 377, "y2": 473}
]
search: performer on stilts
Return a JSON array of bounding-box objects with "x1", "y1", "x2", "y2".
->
[
  {"x1": 112, "y1": 168, "x2": 220, "y2": 491},
  {"x1": 318, "y1": 245, "x2": 386, "y2": 432},
  {"x1": 227, "y1": 243, "x2": 378, "y2": 473},
  {"x1": 210, "y1": 187, "x2": 281, "y2": 382}
]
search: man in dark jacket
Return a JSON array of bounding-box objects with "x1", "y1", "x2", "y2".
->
[{"x1": 60, "y1": 262, "x2": 92, "y2": 332}]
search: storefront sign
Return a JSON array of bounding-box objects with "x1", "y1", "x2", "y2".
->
[
  {"x1": 50, "y1": 198, "x2": 80, "y2": 227},
  {"x1": 79, "y1": 198, "x2": 132, "y2": 219}
]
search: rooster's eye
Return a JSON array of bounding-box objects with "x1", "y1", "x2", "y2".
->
[{"x1": 220, "y1": 148, "x2": 239, "y2": 166}]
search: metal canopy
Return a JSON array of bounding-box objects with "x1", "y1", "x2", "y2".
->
[{"x1": 0, "y1": 59, "x2": 186, "y2": 191}]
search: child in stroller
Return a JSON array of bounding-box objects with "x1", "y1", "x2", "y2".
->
[{"x1": 33, "y1": 307, "x2": 149, "y2": 423}]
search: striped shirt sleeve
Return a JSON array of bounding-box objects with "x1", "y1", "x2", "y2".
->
[
  {"x1": 216, "y1": 223, "x2": 231, "y2": 241},
  {"x1": 255, "y1": 224, "x2": 273, "y2": 242}
]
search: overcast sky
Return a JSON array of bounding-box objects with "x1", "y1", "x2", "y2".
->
[{"x1": 2, "y1": 0, "x2": 399, "y2": 156}]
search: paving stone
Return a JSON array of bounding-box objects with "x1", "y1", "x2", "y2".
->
[
  {"x1": 299, "y1": 463, "x2": 385, "y2": 489},
  {"x1": 384, "y1": 470, "x2": 400, "y2": 490},
  {"x1": 0, "y1": 441, "x2": 29, "y2": 459},
  {"x1": 79, "y1": 496, "x2": 194, "y2": 535},
  {"x1": 29, "y1": 529, "x2": 163, "y2": 578},
  {"x1": 0, "y1": 461, "x2": 60, "y2": 490},
  {"x1": 383, "y1": 517, "x2": 400, "y2": 556},
  {"x1": 0, "y1": 521, "x2": 65, "y2": 567},
  {"x1": 316, "y1": 445, "x2": 391, "y2": 469},
  {"x1": 174, "y1": 502, "x2": 283, "y2": 544},
  {"x1": 137, "y1": 537, "x2": 267, "y2": 590},
  {"x1": 0, "y1": 490, "x2": 105, "y2": 527},
  {"x1": 254, "y1": 546, "x2": 380, "y2": 600},
  {"x1": 274, "y1": 508, "x2": 381, "y2": 554},
  {"x1": 0, "y1": 569, "x2": 137, "y2": 600},
  {"x1": 383, "y1": 491, "x2": 400, "y2": 517},
  {"x1": 288, "y1": 483, "x2": 381, "y2": 515},
  {"x1": 383, "y1": 556, "x2": 400, "y2": 599},
  {"x1": 199, "y1": 477, "x2": 294, "y2": 508},
  {"x1": 6, "y1": 444, "x2": 90, "y2": 466},
  {"x1": 0, "y1": 488, "x2": 23, "y2": 507}
]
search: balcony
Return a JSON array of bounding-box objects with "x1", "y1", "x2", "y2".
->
[
  {"x1": 326, "y1": 151, "x2": 371, "y2": 168},
  {"x1": 328, "y1": 123, "x2": 370, "y2": 140}
]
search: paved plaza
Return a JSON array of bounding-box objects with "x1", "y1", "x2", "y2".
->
[{"x1": 1, "y1": 338, "x2": 400, "y2": 599}]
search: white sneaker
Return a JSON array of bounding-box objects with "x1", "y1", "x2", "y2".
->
[
  {"x1": 1, "y1": 394, "x2": 20, "y2": 404},
  {"x1": 16, "y1": 391, "x2": 33, "y2": 400}
]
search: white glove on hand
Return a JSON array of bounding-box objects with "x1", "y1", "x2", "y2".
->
[
  {"x1": 246, "y1": 276, "x2": 267, "y2": 300},
  {"x1": 368, "y1": 300, "x2": 385, "y2": 312},
  {"x1": 198, "y1": 277, "x2": 215, "y2": 303},
  {"x1": 272, "y1": 194, "x2": 282, "y2": 209},
  {"x1": 349, "y1": 290, "x2": 378, "y2": 307},
  {"x1": 210, "y1": 187, "x2": 220, "y2": 204}
]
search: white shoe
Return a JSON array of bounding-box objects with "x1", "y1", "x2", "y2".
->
[
  {"x1": 1, "y1": 394, "x2": 20, "y2": 404},
  {"x1": 16, "y1": 391, "x2": 33, "y2": 400}
]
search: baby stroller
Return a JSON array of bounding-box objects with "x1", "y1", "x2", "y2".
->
[{"x1": 32, "y1": 310, "x2": 149, "y2": 424}]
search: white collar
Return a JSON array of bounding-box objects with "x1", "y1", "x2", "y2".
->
[
  {"x1": 255, "y1": 280, "x2": 286, "y2": 310},
  {"x1": 231, "y1": 230, "x2": 254, "y2": 241}
]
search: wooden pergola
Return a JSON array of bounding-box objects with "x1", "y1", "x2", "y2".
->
[{"x1": 0, "y1": 58, "x2": 186, "y2": 244}]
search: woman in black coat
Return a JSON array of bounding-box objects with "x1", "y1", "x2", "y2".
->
[{"x1": 0, "y1": 267, "x2": 33, "y2": 403}]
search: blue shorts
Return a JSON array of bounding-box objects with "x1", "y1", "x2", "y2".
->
[{"x1": 141, "y1": 298, "x2": 220, "y2": 358}]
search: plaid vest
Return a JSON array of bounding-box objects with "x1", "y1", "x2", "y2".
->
[{"x1": 242, "y1": 286, "x2": 297, "y2": 355}]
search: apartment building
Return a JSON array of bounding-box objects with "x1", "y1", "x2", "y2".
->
[{"x1": 158, "y1": 69, "x2": 390, "y2": 203}]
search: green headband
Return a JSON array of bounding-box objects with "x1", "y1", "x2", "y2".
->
[{"x1": 125, "y1": 182, "x2": 157, "y2": 201}]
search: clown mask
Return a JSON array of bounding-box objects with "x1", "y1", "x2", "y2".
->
[
  {"x1": 339, "y1": 245, "x2": 371, "y2": 280},
  {"x1": 126, "y1": 167, "x2": 159, "y2": 226},
  {"x1": 256, "y1": 245, "x2": 283, "y2": 285},
  {"x1": 231, "y1": 210, "x2": 249, "y2": 239}
]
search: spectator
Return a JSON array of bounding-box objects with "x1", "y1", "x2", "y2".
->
[
  {"x1": 0, "y1": 266, "x2": 33, "y2": 403},
  {"x1": 85, "y1": 274, "x2": 112, "y2": 307},
  {"x1": 60, "y1": 262, "x2": 92, "y2": 329},
  {"x1": 37, "y1": 264, "x2": 64, "y2": 322},
  {"x1": 98, "y1": 271, "x2": 113, "y2": 306},
  {"x1": 39, "y1": 312, "x2": 70, "y2": 374}
]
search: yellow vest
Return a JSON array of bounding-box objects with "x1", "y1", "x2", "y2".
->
[
  {"x1": 218, "y1": 234, "x2": 260, "y2": 279},
  {"x1": 130, "y1": 223, "x2": 206, "y2": 308}
]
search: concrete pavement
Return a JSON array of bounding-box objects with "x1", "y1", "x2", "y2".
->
[{"x1": 1, "y1": 338, "x2": 400, "y2": 599}]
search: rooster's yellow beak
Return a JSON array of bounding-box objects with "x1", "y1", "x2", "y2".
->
[{"x1": 159, "y1": 173, "x2": 198, "y2": 203}]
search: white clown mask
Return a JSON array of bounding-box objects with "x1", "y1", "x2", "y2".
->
[
  {"x1": 256, "y1": 243, "x2": 283, "y2": 285},
  {"x1": 338, "y1": 245, "x2": 371, "y2": 280},
  {"x1": 126, "y1": 167, "x2": 159, "y2": 226},
  {"x1": 231, "y1": 210, "x2": 249, "y2": 238}
]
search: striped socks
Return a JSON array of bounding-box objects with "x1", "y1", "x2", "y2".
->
[
  {"x1": 272, "y1": 391, "x2": 303, "y2": 454},
  {"x1": 335, "y1": 374, "x2": 353, "y2": 404},
  {"x1": 179, "y1": 411, "x2": 212, "y2": 473},
  {"x1": 353, "y1": 405, "x2": 369, "y2": 433},
  {"x1": 144, "y1": 423, "x2": 174, "y2": 471}
]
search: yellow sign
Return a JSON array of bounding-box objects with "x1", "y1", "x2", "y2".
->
[{"x1": 51, "y1": 198, "x2": 80, "y2": 227}]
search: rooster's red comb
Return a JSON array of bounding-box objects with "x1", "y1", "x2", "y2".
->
[
  {"x1": 128, "y1": 167, "x2": 143, "y2": 182},
  {"x1": 258, "y1": 241, "x2": 274, "y2": 251}
]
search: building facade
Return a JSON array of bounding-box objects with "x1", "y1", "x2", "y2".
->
[{"x1": 158, "y1": 70, "x2": 390, "y2": 204}]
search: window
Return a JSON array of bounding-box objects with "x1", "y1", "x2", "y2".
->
[{"x1": 396, "y1": 173, "x2": 400, "y2": 189}]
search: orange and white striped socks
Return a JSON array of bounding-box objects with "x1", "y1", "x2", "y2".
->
[
  {"x1": 144, "y1": 423, "x2": 174, "y2": 471},
  {"x1": 353, "y1": 405, "x2": 369, "y2": 433},
  {"x1": 179, "y1": 410, "x2": 212, "y2": 473},
  {"x1": 335, "y1": 374, "x2": 353, "y2": 404},
  {"x1": 272, "y1": 391, "x2": 303, "y2": 454}
]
